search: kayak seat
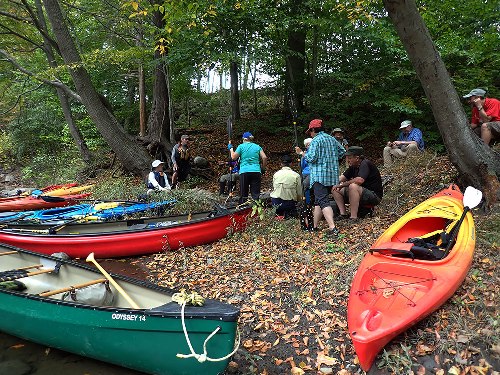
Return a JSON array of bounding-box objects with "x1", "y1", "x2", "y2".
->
[{"x1": 370, "y1": 239, "x2": 446, "y2": 261}]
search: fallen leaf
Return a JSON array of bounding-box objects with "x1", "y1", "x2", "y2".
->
[{"x1": 291, "y1": 367, "x2": 305, "y2": 375}]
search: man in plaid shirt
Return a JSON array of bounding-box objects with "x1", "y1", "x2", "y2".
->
[{"x1": 300, "y1": 119, "x2": 346, "y2": 237}]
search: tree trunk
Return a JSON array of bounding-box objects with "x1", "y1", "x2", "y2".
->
[
  {"x1": 383, "y1": 0, "x2": 500, "y2": 205},
  {"x1": 286, "y1": 28, "x2": 306, "y2": 110},
  {"x1": 230, "y1": 61, "x2": 241, "y2": 120},
  {"x1": 145, "y1": 6, "x2": 174, "y2": 162},
  {"x1": 35, "y1": 0, "x2": 92, "y2": 164},
  {"x1": 43, "y1": 0, "x2": 151, "y2": 176}
]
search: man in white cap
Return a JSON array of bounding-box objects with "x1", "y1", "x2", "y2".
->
[
  {"x1": 147, "y1": 160, "x2": 171, "y2": 194},
  {"x1": 463, "y1": 88, "x2": 500, "y2": 146},
  {"x1": 383, "y1": 120, "x2": 424, "y2": 167}
]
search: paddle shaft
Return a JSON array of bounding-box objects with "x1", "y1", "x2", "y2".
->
[
  {"x1": 39, "y1": 278, "x2": 107, "y2": 297},
  {"x1": 444, "y1": 206, "x2": 470, "y2": 253},
  {"x1": 86, "y1": 254, "x2": 140, "y2": 309},
  {"x1": 0, "y1": 250, "x2": 18, "y2": 256}
]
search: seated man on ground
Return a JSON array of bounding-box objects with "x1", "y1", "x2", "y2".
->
[
  {"x1": 270, "y1": 154, "x2": 303, "y2": 219},
  {"x1": 332, "y1": 146, "x2": 383, "y2": 221},
  {"x1": 219, "y1": 157, "x2": 239, "y2": 196},
  {"x1": 383, "y1": 120, "x2": 424, "y2": 167},
  {"x1": 147, "y1": 160, "x2": 171, "y2": 194},
  {"x1": 463, "y1": 88, "x2": 500, "y2": 146}
]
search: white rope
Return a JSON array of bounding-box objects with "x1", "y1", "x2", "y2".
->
[{"x1": 175, "y1": 297, "x2": 240, "y2": 363}]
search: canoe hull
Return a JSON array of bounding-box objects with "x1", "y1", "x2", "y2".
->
[
  {"x1": 0, "y1": 246, "x2": 239, "y2": 375},
  {"x1": 348, "y1": 185, "x2": 475, "y2": 371},
  {"x1": 0, "y1": 206, "x2": 251, "y2": 258}
]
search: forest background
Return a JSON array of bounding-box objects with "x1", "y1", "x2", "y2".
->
[{"x1": 0, "y1": 0, "x2": 499, "y2": 190}]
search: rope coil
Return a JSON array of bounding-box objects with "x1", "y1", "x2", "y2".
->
[{"x1": 173, "y1": 289, "x2": 240, "y2": 363}]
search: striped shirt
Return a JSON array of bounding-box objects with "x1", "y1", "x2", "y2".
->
[{"x1": 304, "y1": 131, "x2": 346, "y2": 188}]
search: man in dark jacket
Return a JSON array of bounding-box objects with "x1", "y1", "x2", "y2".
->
[{"x1": 331, "y1": 146, "x2": 383, "y2": 221}]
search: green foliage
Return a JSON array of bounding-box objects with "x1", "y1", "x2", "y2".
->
[
  {"x1": 0, "y1": 131, "x2": 15, "y2": 167},
  {"x1": 20, "y1": 151, "x2": 86, "y2": 187}
]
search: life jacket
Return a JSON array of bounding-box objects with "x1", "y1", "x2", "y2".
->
[
  {"x1": 178, "y1": 146, "x2": 190, "y2": 161},
  {"x1": 147, "y1": 171, "x2": 167, "y2": 189}
]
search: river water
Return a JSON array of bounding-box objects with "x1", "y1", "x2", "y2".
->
[{"x1": 0, "y1": 258, "x2": 152, "y2": 375}]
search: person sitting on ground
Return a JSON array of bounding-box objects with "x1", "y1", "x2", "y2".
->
[
  {"x1": 219, "y1": 157, "x2": 239, "y2": 196},
  {"x1": 270, "y1": 154, "x2": 303, "y2": 219},
  {"x1": 383, "y1": 120, "x2": 424, "y2": 167},
  {"x1": 229, "y1": 131, "x2": 268, "y2": 203},
  {"x1": 332, "y1": 146, "x2": 383, "y2": 221},
  {"x1": 147, "y1": 160, "x2": 171, "y2": 194},
  {"x1": 299, "y1": 119, "x2": 346, "y2": 237},
  {"x1": 171, "y1": 134, "x2": 192, "y2": 188},
  {"x1": 463, "y1": 88, "x2": 500, "y2": 146}
]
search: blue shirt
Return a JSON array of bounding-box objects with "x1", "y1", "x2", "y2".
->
[
  {"x1": 300, "y1": 151, "x2": 310, "y2": 176},
  {"x1": 235, "y1": 142, "x2": 262, "y2": 174},
  {"x1": 304, "y1": 132, "x2": 346, "y2": 187},
  {"x1": 398, "y1": 128, "x2": 424, "y2": 150}
]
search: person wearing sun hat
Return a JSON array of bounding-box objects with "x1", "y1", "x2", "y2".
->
[
  {"x1": 296, "y1": 119, "x2": 346, "y2": 237},
  {"x1": 146, "y1": 160, "x2": 171, "y2": 194},
  {"x1": 383, "y1": 120, "x2": 424, "y2": 167},
  {"x1": 332, "y1": 146, "x2": 382, "y2": 222},
  {"x1": 463, "y1": 88, "x2": 500, "y2": 146},
  {"x1": 228, "y1": 131, "x2": 267, "y2": 203}
]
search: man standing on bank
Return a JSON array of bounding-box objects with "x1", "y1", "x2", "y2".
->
[
  {"x1": 301, "y1": 119, "x2": 346, "y2": 237},
  {"x1": 332, "y1": 146, "x2": 383, "y2": 222}
]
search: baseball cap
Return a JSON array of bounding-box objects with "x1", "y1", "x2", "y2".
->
[
  {"x1": 400, "y1": 120, "x2": 412, "y2": 129},
  {"x1": 332, "y1": 127, "x2": 344, "y2": 133},
  {"x1": 181, "y1": 134, "x2": 190, "y2": 140},
  {"x1": 152, "y1": 160, "x2": 164, "y2": 168},
  {"x1": 463, "y1": 88, "x2": 486, "y2": 98},
  {"x1": 305, "y1": 119, "x2": 323, "y2": 134},
  {"x1": 242, "y1": 131, "x2": 253, "y2": 139},
  {"x1": 345, "y1": 146, "x2": 364, "y2": 156}
]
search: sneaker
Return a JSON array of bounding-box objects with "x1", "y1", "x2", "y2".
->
[
  {"x1": 324, "y1": 227, "x2": 340, "y2": 238},
  {"x1": 335, "y1": 214, "x2": 349, "y2": 221}
]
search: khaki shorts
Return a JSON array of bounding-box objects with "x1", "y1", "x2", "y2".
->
[{"x1": 486, "y1": 121, "x2": 500, "y2": 140}]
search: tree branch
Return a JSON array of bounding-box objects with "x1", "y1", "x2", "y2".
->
[{"x1": 0, "y1": 48, "x2": 82, "y2": 102}]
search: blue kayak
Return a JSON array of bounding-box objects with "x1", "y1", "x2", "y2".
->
[{"x1": 0, "y1": 200, "x2": 176, "y2": 223}]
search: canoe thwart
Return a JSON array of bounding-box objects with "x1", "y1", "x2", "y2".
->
[
  {"x1": 39, "y1": 278, "x2": 107, "y2": 297},
  {"x1": 0, "y1": 250, "x2": 18, "y2": 256}
]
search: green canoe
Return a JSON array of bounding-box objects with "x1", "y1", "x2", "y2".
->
[{"x1": 0, "y1": 245, "x2": 239, "y2": 375}]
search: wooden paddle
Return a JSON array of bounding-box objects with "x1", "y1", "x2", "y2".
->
[
  {"x1": 40, "y1": 278, "x2": 107, "y2": 297},
  {"x1": 444, "y1": 186, "x2": 482, "y2": 254},
  {"x1": 85, "y1": 253, "x2": 140, "y2": 309}
]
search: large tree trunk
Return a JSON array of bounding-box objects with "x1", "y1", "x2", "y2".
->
[
  {"x1": 383, "y1": 0, "x2": 500, "y2": 204},
  {"x1": 42, "y1": 0, "x2": 151, "y2": 176},
  {"x1": 286, "y1": 25, "x2": 306, "y2": 110},
  {"x1": 230, "y1": 61, "x2": 241, "y2": 120},
  {"x1": 145, "y1": 6, "x2": 174, "y2": 163},
  {"x1": 35, "y1": 0, "x2": 92, "y2": 164}
]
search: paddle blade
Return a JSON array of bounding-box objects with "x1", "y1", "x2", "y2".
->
[{"x1": 463, "y1": 186, "x2": 482, "y2": 209}]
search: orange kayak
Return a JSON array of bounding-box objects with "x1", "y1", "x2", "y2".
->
[
  {"x1": 348, "y1": 185, "x2": 476, "y2": 371},
  {"x1": 0, "y1": 184, "x2": 93, "y2": 212}
]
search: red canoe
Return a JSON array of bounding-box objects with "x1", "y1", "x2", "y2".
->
[
  {"x1": 348, "y1": 185, "x2": 477, "y2": 371},
  {"x1": 0, "y1": 205, "x2": 251, "y2": 258}
]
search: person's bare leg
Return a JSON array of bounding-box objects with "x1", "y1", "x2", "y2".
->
[
  {"x1": 332, "y1": 189, "x2": 347, "y2": 215},
  {"x1": 383, "y1": 146, "x2": 393, "y2": 167},
  {"x1": 348, "y1": 184, "x2": 363, "y2": 218},
  {"x1": 322, "y1": 206, "x2": 336, "y2": 229},
  {"x1": 481, "y1": 123, "x2": 493, "y2": 145},
  {"x1": 313, "y1": 205, "x2": 322, "y2": 228}
]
